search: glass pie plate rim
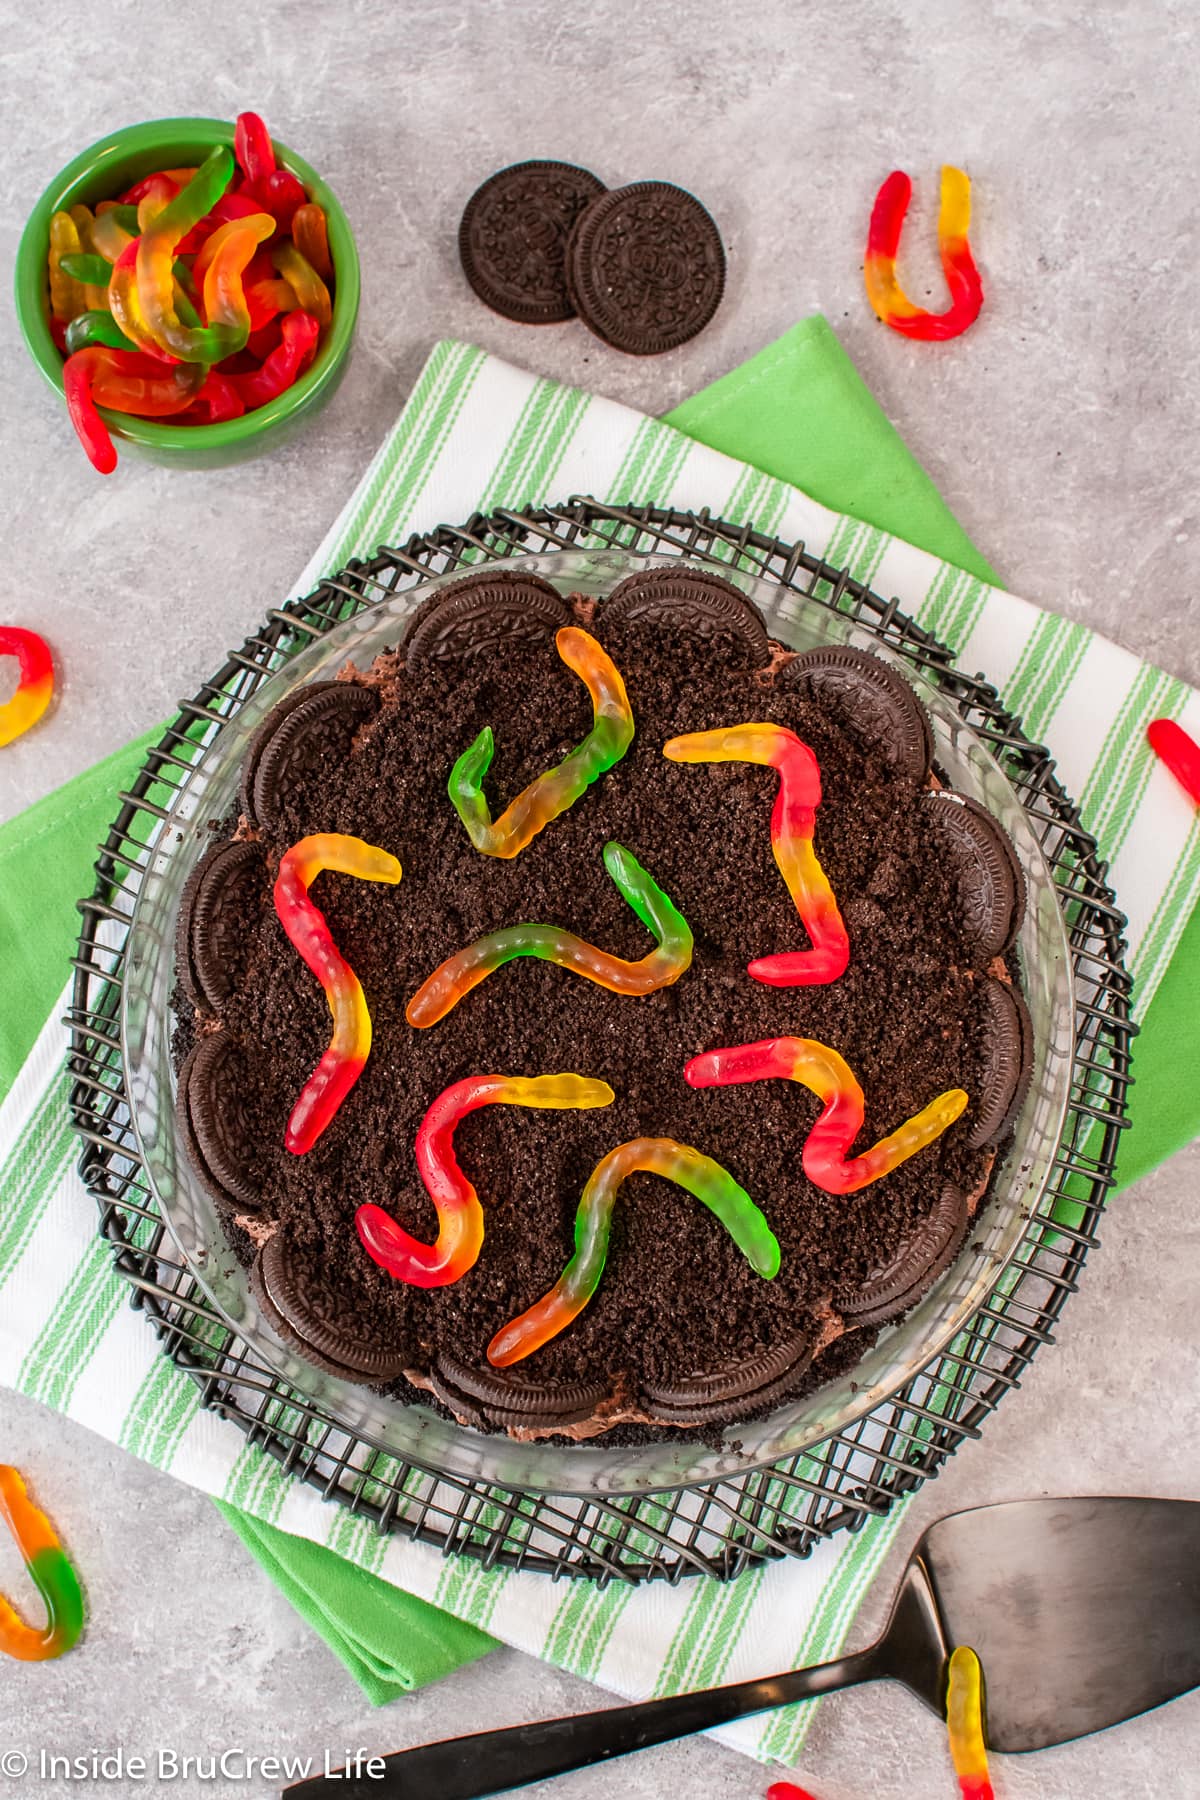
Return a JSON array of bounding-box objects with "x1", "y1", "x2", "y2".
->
[{"x1": 121, "y1": 545, "x2": 1075, "y2": 1499}]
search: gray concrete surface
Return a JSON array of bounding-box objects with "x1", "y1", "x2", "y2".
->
[{"x1": 1, "y1": 1, "x2": 1198, "y2": 1796}]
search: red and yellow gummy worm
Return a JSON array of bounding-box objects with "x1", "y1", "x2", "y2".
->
[
  {"x1": 864, "y1": 166, "x2": 984, "y2": 342},
  {"x1": 274, "y1": 833, "x2": 402, "y2": 1154},
  {"x1": 685, "y1": 1036, "x2": 967, "y2": 1195},
  {"x1": 947, "y1": 1645, "x2": 994, "y2": 1800},
  {"x1": 0, "y1": 1466, "x2": 84, "y2": 1661},
  {"x1": 663, "y1": 723, "x2": 850, "y2": 986},
  {"x1": 0, "y1": 628, "x2": 54, "y2": 747},
  {"x1": 357, "y1": 1073, "x2": 615, "y2": 1288},
  {"x1": 1148, "y1": 717, "x2": 1200, "y2": 806}
]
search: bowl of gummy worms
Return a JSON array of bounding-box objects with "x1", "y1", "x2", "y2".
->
[{"x1": 14, "y1": 112, "x2": 360, "y2": 472}]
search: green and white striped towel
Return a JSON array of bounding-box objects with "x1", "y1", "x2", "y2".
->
[{"x1": 3, "y1": 338, "x2": 1198, "y2": 1769}]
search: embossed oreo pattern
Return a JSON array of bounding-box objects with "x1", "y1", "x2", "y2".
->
[
  {"x1": 459, "y1": 161, "x2": 607, "y2": 324},
  {"x1": 239, "y1": 681, "x2": 343, "y2": 822},
  {"x1": 402, "y1": 569, "x2": 571, "y2": 667},
  {"x1": 254, "y1": 1232, "x2": 410, "y2": 1382},
  {"x1": 968, "y1": 976, "x2": 1034, "y2": 1147},
  {"x1": 251, "y1": 683, "x2": 380, "y2": 830},
  {"x1": 923, "y1": 793, "x2": 1026, "y2": 958},
  {"x1": 596, "y1": 565, "x2": 770, "y2": 667},
  {"x1": 176, "y1": 1035, "x2": 263, "y2": 1213},
  {"x1": 565, "y1": 181, "x2": 726, "y2": 355},
  {"x1": 435, "y1": 1352, "x2": 609, "y2": 1427},
  {"x1": 782, "y1": 646, "x2": 933, "y2": 782},
  {"x1": 841, "y1": 1183, "x2": 969, "y2": 1330},
  {"x1": 641, "y1": 1329, "x2": 814, "y2": 1423},
  {"x1": 176, "y1": 841, "x2": 267, "y2": 1013}
]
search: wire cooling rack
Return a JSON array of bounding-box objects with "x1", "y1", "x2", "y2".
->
[{"x1": 67, "y1": 500, "x2": 1133, "y2": 1584}]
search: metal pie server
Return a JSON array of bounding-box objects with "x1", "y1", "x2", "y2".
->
[{"x1": 285, "y1": 1497, "x2": 1200, "y2": 1799}]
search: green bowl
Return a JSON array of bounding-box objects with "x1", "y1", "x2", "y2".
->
[{"x1": 14, "y1": 117, "x2": 360, "y2": 470}]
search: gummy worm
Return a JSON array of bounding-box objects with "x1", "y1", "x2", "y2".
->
[
  {"x1": 63, "y1": 347, "x2": 205, "y2": 474},
  {"x1": 274, "y1": 834, "x2": 402, "y2": 1155},
  {"x1": 0, "y1": 628, "x2": 53, "y2": 748},
  {"x1": 57, "y1": 251, "x2": 113, "y2": 289},
  {"x1": 107, "y1": 240, "x2": 179, "y2": 361},
  {"x1": 133, "y1": 145, "x2": 244, "y2": 361},
  {"x1": 47, "y1": 211, "x2": 86, "y2": 322},
  {"x1": 234, "y1": 110, "x2": 277, "y2": 184},
  {"x1": 663, "y1": 723, "x2": 850, "y2": 986},
  {"x1": 684, "y1": 1037, "x2": 967, "y2": 1195},
  {"x1": 357, "y1": 1073, "x2": 615, "y2": 1288},
  {"x1": 273, "y1": 240, "x2": 332, "y2": 329},
  {"x1": 198, "y1": 213, "x2": 278, "y2": 348},
  {"x1": 1147, "y1": 718, "x2": 1200, "y2": 806},
  {"x1": 229, "y1": 310, "x2": 319, "y2": 410},
  {"x1": 946, "y1": 1645, "x2": 994, "y2": 1800},
  {"x1": 488, "y1": 1137, "x2": 780, "y2": 1367},
  {"x1": 406, "y1": 841, "x2": 693, "y2": 1027},
  {"x1": 64, "y1": 310, "x2": 138, "y2": 355},
  {"x1": 90, "y1": 207, "x2": 134, "y2": 263},
  {"x1": 449, "y1": 627, "x2": 634, "y2": 858},
  {"x1": 864, "y1": 167, "x2": 984, "y2": 342},
  {"x1": 119, "y1": 167, "x2": 198, "y2": 205},
  {"x1": 293, "y1": 201, "x2": 334, "y2": 282},
  {"x1": 0, "y1": 1466, "x2": 84, "y2": 1661}
]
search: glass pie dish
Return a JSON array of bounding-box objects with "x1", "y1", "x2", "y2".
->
[{"x1": 122, "y1": 547, "x2": 1075, "y2": 1497}]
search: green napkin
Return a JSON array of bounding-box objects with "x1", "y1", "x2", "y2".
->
[
  {"x1": 1, "y1": 315, "x2": 1191, "y2": 1697},
  {"x1": 216, "y1": 1502, "x2": 495, "y2": 1701}
]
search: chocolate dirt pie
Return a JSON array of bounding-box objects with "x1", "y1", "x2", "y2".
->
[{"x1": 172, "y1": 562, "x2": 1032, "y2": 1442}]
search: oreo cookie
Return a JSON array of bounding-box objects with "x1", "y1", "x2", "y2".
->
[
  {"x1": 459, "y1": 161, "x2": 606, "y2": 324},
  {"x1": 841, "y1": 1184, "x2": 969, "y2": 1331},
  {"x1": 923, "y1": 793, "x2": 1026, "y2": 958},
  {"x1": 175, "y1": 840, "x2": 267, "y2": 1013},
  {"x1": 249, "y1": 682, "x2": 380, "y2": 831},
  {"x1": 565, "y1": 181, "x2": 726, "y2": 355},
  {"x1": 968, "y1": 976, "x2": 1034, "y2": 1147},
  {"x1": 253, "y1": 1231, "x2": 409, "y2": 1382},
  {"x1": 640, "y1": 1330, "x2": 813, "y2": 1425},
  {"x1": 782, "y1": 646, "x2": 933, "y2": 783},
  {"x1": 595, "y1": 565, "x2": 770, "y2": 669},
  {"x1": 239, "y1": 680, "x2": 342, "y2": 821},
  {"x1": 434, "y1": 1353, "x2": 610, "y2": 1429},
  {"x1": 402, "y1": 568, "x2": 571, "y2": 668},
  {"x1": 175, "y1": 1034, "x2": 263, "y2": 1214}
]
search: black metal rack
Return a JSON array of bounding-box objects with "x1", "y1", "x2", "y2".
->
[{"x1": 66, "y1": 499, "x2": 1133, "y2": 1584}]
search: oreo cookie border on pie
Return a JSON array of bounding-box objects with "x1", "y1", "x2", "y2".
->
[
  {"x1": 967, "y1": 976, "x2": 1035, "y2": 1147},
  {"x1": 175, "y1": 840, "x2": 268, "y2": 1014},
  {"x1": 781, "y1": 645, "x2": 933, "y2": 783},
  {"x1": 432, "y1": 1353, "x2": 612, "y2": 1430},
  {"x1": 248, "y1": 682, "x2": 380, "y2": 832},
  {"x1": 639, "y1": 1329, "x2": 815, "y2": 1425},
  {"x1": 240, "y1": 679, "x2": 379, "y2": 827},
  {"x1": 923, "y1": 792, "x2": 1027, "y2": 959},
  {"x1": 402, "y1": 567, "x2": 572, "y2": 668},
  {"x1": 840, "y1": 1184, "x2": 970, "y2": 1331},
  {"x1": 252, "y1": 1230, "x2": 409, "y2": 1383},
  {"x1": 175, "y1": 1033, "x2": 264, "y2": 1215},
  {"x1": 594, "y1": 564, "x2": 770, "y2": 669}
]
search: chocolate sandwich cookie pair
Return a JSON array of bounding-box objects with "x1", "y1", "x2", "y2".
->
[{"x1": 459, "y1": 160, "x2": 725, "y2": 354}]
